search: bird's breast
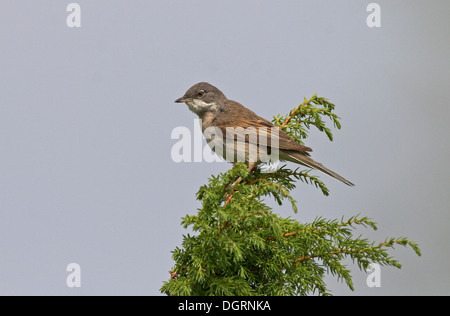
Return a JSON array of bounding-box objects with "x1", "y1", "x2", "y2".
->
[{"x1": 200, "y1": 112, "x2": 217, "y2": 133}]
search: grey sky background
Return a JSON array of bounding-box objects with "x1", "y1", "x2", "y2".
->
[{"x1": 0, "y1": 1, "x2": 449, "y2": 295}]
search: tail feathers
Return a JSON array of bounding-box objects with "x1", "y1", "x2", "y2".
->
[{"x1": 284, "y1": 152, "x2": 354, "y2": 187}]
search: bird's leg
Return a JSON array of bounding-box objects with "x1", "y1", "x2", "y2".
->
[
  {"x1": 225, "y1": 162, "x2": 256, "y2": 205},
  {"x1": 225, "y1": 163, "x2": 257, "y2": 205},
  {"x1": 247, "y1": 161, "x2": 257, "y2": 173},
  {"x1": 230, "y1": 177, "x2": 242, "y2": 191},
  {"x1": 230, "y1": 162, "x2": 256, "y2": 189}
]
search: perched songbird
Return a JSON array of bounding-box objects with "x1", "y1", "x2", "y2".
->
[{"x1": 175, "y1": 82, "x2": 354, "y2": 186}]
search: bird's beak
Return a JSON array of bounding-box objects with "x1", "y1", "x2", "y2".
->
[{"x1": 175, "y1": 97, "x2": 192, "y2": 103}]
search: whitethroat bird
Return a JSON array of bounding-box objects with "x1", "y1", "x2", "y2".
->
[{"x1": 175, "y1": 82, "x2": 354, "y2": 186}]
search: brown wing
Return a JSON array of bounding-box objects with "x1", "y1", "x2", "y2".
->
[{"x1": 212, "y1": 100, "x2": 312, "y2": 154}]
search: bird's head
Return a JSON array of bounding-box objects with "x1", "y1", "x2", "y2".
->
[{"x1": 175, "y1": 82, "x2": 226, "y2": 116}]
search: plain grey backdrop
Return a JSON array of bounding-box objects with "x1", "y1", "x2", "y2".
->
[{"x1": 1, "y1": 1, "x2": 449, "y2": 295}]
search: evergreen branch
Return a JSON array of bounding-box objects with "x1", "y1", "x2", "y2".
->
[
  {"x1": 295, "y1": 238, "x2": 420, "y2": 266},
  {"x1": 290, "y1": 170, "x2": 330, "y2": 196},
  {"x1": 273, "y1": 94, "x2": 341, "y2": 144},
  {"x1": 161, "y1": 95, "x2": 421, "y2": 296},
  {"x1": 279, "y1": 99, "x2": 307, "y2": 128}
]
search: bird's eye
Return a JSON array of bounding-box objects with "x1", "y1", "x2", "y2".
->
[{"x1": 197, "y1": 90, "x2": 205, "y2": 97}]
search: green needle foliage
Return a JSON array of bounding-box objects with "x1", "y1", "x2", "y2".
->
[{"x1": 161, "y1": 95, "x2": 421, "y2": 296}]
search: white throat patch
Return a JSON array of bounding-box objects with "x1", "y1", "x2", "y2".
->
[{"x1": 186, "y1": 99, "x2": 218, "y2": 115}]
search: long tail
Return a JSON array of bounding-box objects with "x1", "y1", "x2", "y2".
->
[{"x1": 284, "y1": 152, "x2": 354, "y2": 187}]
